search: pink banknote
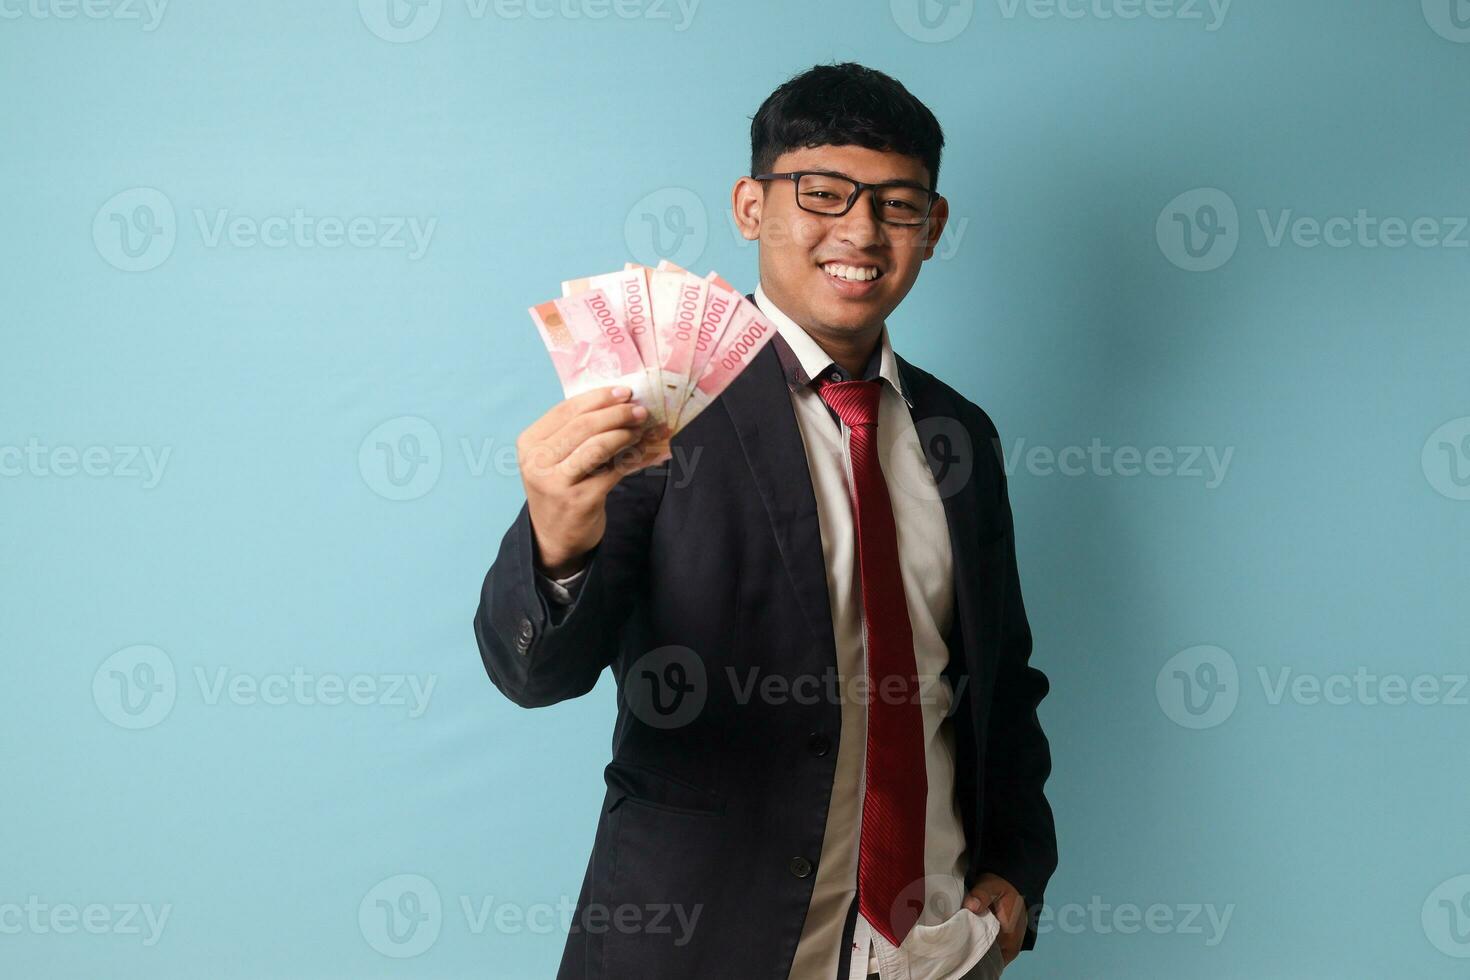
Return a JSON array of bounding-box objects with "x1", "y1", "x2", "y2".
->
[
  {"x1": 677, "y1": 288, "x2": 777, "y2": 429},
  {"x1": 647, "y1": 266, "x2": 707, "y2": 424},
  {"x1": 531, "y1": 264, "x2": 775, "y2": 441},
  {"x1": 528, "y1": 289, "x2": 659, "y2": 426},
  {"x1": 561, "y1": 267, "x2": 665, "y2": 429}
]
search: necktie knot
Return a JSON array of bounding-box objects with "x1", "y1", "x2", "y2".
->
[{"x1": 816, "y1": 377, "x2": 882, "y2": 428}]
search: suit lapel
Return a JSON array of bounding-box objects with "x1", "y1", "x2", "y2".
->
[
  {"x1": 896, "y1": 354, "x2": 992, "y2": 691},
  {"x1": 718, "y1": 342, "x2": 839, "y2": 665},
  {"x1": 716, "y1": 334, "x2": 992, "y2": 691}
]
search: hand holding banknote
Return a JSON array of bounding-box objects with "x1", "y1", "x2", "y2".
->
[
  {"x1": 522, "y1": 262, "x2": 776, "y2": 575},
  {"x1": 517, "y1": 386, "x2": 667, "y2": 578}
]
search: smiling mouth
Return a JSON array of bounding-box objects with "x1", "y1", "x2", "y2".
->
[{"x1": 820, "y1": 261, "x2": 884, "y2": 283}]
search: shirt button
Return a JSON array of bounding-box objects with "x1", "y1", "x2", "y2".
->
[
  {"x1": 807, "y1": 732, "x2": 831, "y2": 757},
  {"x1": 788, "y1": 856, "x2": 814, "y2": 878},
  {"x1": 828, "y1": 371, "x2": 842, "y2": 382}
]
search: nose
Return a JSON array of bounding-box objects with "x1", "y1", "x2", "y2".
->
[{"x1": 830, "y1": 187, "x2": 885, "y2": 247}]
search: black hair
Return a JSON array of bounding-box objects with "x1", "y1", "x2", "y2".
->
[{"x1": 750, "y1": 62, "x2": 945, "y2": 189}]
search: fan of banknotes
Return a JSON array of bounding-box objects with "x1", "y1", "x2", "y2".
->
[{"x1": 529, "y1": 261, "x2": 777, "y2": 445}]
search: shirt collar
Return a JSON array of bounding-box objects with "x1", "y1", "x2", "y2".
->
[{"x1": 753, "y1": 282, "x2": 913, "y2": 407}]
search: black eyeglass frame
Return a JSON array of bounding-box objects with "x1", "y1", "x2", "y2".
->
[{"x1": 752, "y1": 171, "x2": 940, "y2": 227}]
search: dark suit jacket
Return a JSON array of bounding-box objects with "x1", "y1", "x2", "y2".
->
[{"x1": 474, "y1": 337, "x2": 1057, "y2": 980}]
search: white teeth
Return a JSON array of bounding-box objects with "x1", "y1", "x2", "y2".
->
[{"x1": 823, "y1": 263, "x2": 879, "y2": 282}]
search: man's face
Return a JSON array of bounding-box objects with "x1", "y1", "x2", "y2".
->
[{"x1": 731, "y1": 143, "x2": 949, "y2": 346}]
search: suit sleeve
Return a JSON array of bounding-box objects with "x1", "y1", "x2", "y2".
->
[
  {"x1": 974, "y1": 419, "x2": 1058, "y2": 952},
  {"x1": 473, "y1": 465, "x2": 666, "y2": 708}
]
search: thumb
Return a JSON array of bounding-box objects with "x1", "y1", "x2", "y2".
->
[{"x1": 963, "y1": 886, "x2": 998, "y2": 915}]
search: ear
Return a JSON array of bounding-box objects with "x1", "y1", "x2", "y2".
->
[
  {"x1": 921, "y1": 194, "x2": 950, "y2": 261},
  {"x1": 731, "y1": 177, "x2": 763, "y2": 241}
]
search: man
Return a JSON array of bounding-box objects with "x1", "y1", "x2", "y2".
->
[{"x1": 475, "y1": 63, "x2": 1057, "y2": 980}]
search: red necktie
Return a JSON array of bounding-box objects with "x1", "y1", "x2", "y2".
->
[{"x1": 816, "y1": 378, "x2": 928, "y2": 947}]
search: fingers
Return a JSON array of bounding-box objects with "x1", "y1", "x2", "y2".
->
[
  {"x1": 576, "y1": 434, "x2": 671, "y2": 492},
  {"x1": 963, "y1": 887, "x2": 998, "y2": 914},
  {"x1": 558, "y1": 426, "x2": 647, "y2": 481},
  {"x1": 518, "y1": 389, "x2": 649, "y2": 483},
  {"x1": 964, "y1": 876, "x2": 1025, "y2": 967},
  {"x1": 995, "y1": 895, "x2": 1025, "y2": 963},
  {"x1": 999, "y1": 927, "x2": 1022, "y2": 966},
  {"x1": 547, "y1": 401, "x2": 649, "y2": 462},
  {"x1": 522, "y1": 386, "x2": 633, "y2": 444}
]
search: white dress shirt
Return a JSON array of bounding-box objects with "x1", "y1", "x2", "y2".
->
[
  {"x1": 754, "y1": 284, "x2": 998, "y2": 980},
  {"x1": 536, "y1": 285, "x2": 1000, "y2": 979}
]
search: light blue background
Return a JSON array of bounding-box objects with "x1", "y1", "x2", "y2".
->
[{"x1": 3, "y1": 1, "x2": 1469, "y2": 977}]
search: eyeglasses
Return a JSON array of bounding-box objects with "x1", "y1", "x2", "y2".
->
[{"x1": 752, "y1": 171, "x2": 939, "y2": 227}]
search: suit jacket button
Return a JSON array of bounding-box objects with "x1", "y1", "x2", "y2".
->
[
  {"x1": 807, "y1": 732, "x2": 831, "y2": 757},
  {"x1": 788, "y1": 856, "x2": 813, "y2": 878}
]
